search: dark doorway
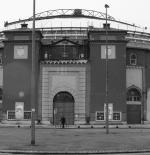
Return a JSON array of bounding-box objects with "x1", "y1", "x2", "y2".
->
[
  {"x1": 127, "y1": 88, "x2": 141, "y2": 124},
  {"x1": 53, "y1": 91, "x2": 74, "y2": 125},
  {"x1": 127, "y1": 104, "x2": 141, "y2": 124}
]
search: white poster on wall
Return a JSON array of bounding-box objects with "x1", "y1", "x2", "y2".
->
[
  {"x1": 14, "y1": 45, "x2": 28, "y2": 59},
  {"x1": 101, "y1": 45, "x2": 116, "y2": 59},
  {"x1": 104, "y1": 103, "x2": 113, "y2": 120},
  {"x1": 15, "y1": 102, "x2": 24, "y2": 120}
]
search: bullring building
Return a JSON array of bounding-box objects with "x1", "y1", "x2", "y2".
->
[{"x1": 0, "y1": 9, "x2": 150, "y2": 125}]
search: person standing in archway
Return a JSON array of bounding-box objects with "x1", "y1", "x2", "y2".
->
[{"x1": 60, "y1": 116, "x2": 66, "y2": 128}]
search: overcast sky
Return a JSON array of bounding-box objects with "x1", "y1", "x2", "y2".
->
[{"x1": 1, "y1": 0, "x2": 150, "y2": 32}]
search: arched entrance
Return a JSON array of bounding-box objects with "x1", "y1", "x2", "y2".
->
[
  {"x1": 127, "y1": 87, "x2": 142, "y2": 124},
  {"x1": 53, "y1": 91, "x2": 74, "y2": 125}
]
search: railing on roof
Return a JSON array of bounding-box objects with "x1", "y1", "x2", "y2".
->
[
  {"x1": 126, "y1": 30, "x2": 150, "y2": 43},
  {"x1": 41, "y1": 27, "x2": 89, "y2": 40},
  {"x1": 1, "y1": 25, "x2": 150, "y2": 44},
  {"x1": 41, "y1": 27, "x2": 150, "y2": 43}
]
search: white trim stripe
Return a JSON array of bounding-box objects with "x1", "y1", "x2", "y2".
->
[{"x1": 41, "y1": 60, "x2": 88, "y2": 64}]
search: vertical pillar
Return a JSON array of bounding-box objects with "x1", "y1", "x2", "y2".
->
[{"x1": 31, "y1": 0, "x2": 36, "y2": 145}]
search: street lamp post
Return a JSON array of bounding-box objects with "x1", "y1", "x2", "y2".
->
[
  {"x1": 105, "y1": 4, "x2": 109, "y2": 134},
  {"x1": 31, "y1": 0, "x2": 36, "y2": 145}
]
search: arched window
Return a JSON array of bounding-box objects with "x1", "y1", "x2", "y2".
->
[
  {"x1": 127, "y1": 88, "x2": 141, "y2": 101},
  {"x1": 53, "y1": 91, "x2": 74, "y2": 103},
  {"x1": 130, "y1": 53, "x2": 137, "y2": 65}
]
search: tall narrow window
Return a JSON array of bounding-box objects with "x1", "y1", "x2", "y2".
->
[{"x1": 130, "y1": 53, "x2": 137, "y2": 65}]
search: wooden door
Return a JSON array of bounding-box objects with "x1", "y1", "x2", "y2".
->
[
  {"x1": 127, "y1": 104, "x2": 141, "y2": 124},
  {"x1": 53, "y1": 92, "x2": 74, "y2": 125}
]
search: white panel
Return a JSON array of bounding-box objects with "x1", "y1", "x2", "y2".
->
[
  {"x1": 15, "y1": 102, "x2": 24, "y2": 120},
  {"x1": 126, "y1": 68, "x2": 142, "y2": 89},
  {"x1": 14, "y1": 45, "x2": 28, "y2": 59},
  {"x1": 101, "y1": 45, "x2": 116, "y2": 59}
]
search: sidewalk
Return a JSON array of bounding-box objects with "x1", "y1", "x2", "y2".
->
[
  {"x1": 0, "y1": 125, "x2": 150, "y2": 154},
  {"x1": 1, "y1": 120, "x2": 150, "y2": 129}
]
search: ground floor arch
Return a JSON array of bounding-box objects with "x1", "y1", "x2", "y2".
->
[
  {"x1": 53, "y1": 91, "x2": 75, "y2": 125},
  {"x1": 127, "y1": 87, "x2": 142, "y2": 124}
]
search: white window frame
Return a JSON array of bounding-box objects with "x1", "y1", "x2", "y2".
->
[
  {"x1": 7, "y1": 110, "x2": 15, "y2": 120},
  {"x1": 130, "y1": 53, "x2": 137, "y2": 65},
  {"x1": 112, "y1": 112, "x2": 122, "y2": 121},
  {"x1": 7, "y1": 110, "x2": 31, "y2": 120},
  {"x1": 95, "y1": 111, "x2": 105, "y2": 121},
  {"x1": 95, "y1": 111, "x2": 122, "y2": 121}
]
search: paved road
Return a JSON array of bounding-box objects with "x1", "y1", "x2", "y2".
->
[{"x1": 0, "y1": 127, "x2": 149, "y2": 154}]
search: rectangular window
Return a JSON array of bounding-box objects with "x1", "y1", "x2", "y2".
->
[
  {"x1": 24, "y1": 111, "x2": 31, "y2": 120},
  {"x1": 96, "y1": 111, "x2": 104, "y2": 121},
  {"x1": 113, "y1": 112, "x2": 121, "y2": 121},
  {"x1": 130, "y1": 59, "x2": 136, "y2": 65},
  {"x1": 14, "y1": 45, "x2": 28, "y2": 59},
  {"x1": 101, "y1": 45, "x2": 116, "y2": 59},
  {"x1": 7, "y1": 111, "x2": 15, "y2": 120},
  {"x1": 72, "y1": 47, "x2": 77, "y2": 59},
  {"x1": 96, "y1": 111, "x2": 121, "y2": 121},
  {"x1": 7, "y1": 110, "x2": 31, "y2": 120}
]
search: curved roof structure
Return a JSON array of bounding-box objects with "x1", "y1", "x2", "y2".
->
[
  {"x1": 2, "y1": 9, "x2": 150, "y2": 50},
  {"x1": 4, "y1": 9, "x2": 140, "y2": 28}
]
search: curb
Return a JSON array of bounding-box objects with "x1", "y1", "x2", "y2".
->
[
  {"x1": 1, "y1": 149, "x2": 150, "y2": 154},
  {"x1": 1, "y1": 124, "x2": 150, "y2": 129}
]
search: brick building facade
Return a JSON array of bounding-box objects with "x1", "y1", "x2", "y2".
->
[{"x1": 0, "y1": 23, "x2": 150, "y2": 125}]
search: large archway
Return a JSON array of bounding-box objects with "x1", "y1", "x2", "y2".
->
[{"x1": 53, "y1": 91, "x2": 75, "y2": 125}]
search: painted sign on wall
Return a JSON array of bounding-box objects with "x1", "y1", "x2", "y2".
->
[
  {"x1": 15, "y1": 102, "x2": 24, "y2": 120},
  {"x1": 104, "y1": 103, "x2": 113, "y2": 120},
  {"x1": 101, "y1": 45, "x2": 116, "y2": 59}
]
